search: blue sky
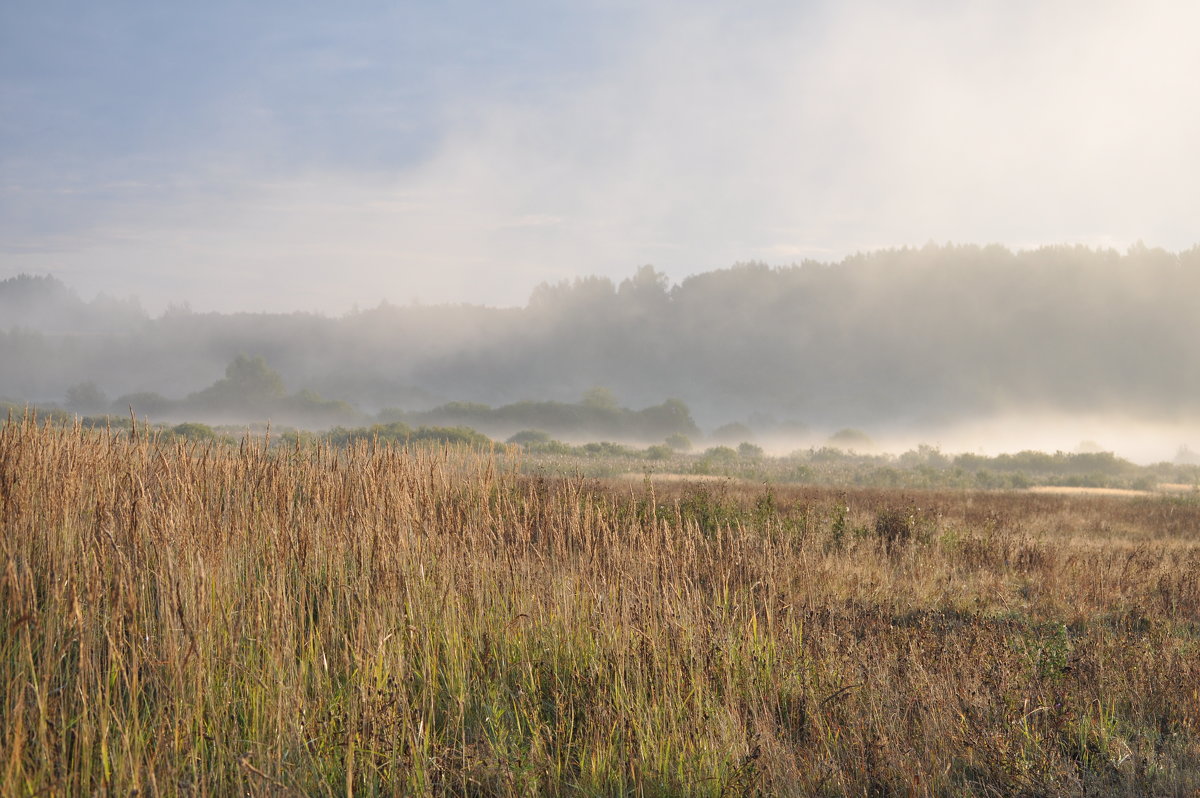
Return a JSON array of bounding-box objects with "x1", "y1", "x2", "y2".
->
[{"x1": 2, "y1": 0, "x2": 1197, "y2": 312}]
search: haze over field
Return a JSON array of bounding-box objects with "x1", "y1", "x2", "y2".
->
[
  {"x1": 4, "y1": 244, "x2": 1200, "y2": 465},
  {"x1": 2, "y1": 3, "x2": 1199, "y2": 461}
]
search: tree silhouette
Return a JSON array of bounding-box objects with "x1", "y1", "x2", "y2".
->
[{"x1": 188, "y1": 355, "x2": 285, "y2": 413}]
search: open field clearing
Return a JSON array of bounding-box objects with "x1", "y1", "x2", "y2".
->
[
  {"x1": 1159, "y1": 484, "x2": 1200, "y2": 494},
  {"x1": 620, "y1": 472, "x2": 753, "y2": 484},
  {"x1": 1015, "y1": 487, "x2": 1155, "y2": 498},
  {"x1": 3, "y1": 418, "x2": 1200, "y2": 795},
  {"x1": 631, "y1": 476, "x2": 1198, "y2": 499}
]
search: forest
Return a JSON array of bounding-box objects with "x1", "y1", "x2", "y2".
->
[{"x1": 3, "y1": 243, "x2": 1199, "y2": 437}]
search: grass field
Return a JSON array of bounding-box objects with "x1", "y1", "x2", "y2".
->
[{"x1": 3, "y1": 417, "x2": 1200, "y2": 795}]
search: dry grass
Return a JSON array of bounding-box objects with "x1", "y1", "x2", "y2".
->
[
  {"x1": 1028, "y1": 487, "x2": 1153, "y2": 497},
  {"x1": 3, "y1": 417, "x2": 1200, "y2": 796}
]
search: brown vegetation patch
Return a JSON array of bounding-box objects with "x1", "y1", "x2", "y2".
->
[
  {"x1": 3, "y1": 419, "x2": 1200, "y2": 795},
  {"x1": 1030, "y1": 486, "x2": 1153, "y2": 497}
]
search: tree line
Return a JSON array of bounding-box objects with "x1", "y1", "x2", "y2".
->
[{"x1": 3, "y1": 242, "x2": 1198, "y2": 432}]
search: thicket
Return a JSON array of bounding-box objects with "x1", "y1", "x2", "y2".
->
[
  {"x1": 383, "y1": 392, "x2": 700, "y2": 441},
  {"x1": 319, "y1": 422, "x2": 492, "y2": 449},
  {"x1": 48, "y1": 351, "x2": 702, "y2": 444}
]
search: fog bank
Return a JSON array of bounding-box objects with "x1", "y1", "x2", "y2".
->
[{"x1": 4, "y1": 244, "x2": 1200, "y2": 464}]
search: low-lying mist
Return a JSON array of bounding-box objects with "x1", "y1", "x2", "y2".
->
[
  {"x1": 3, "y1": 243, "x2": 1199, "y2": 466},
  {"x1": 746, "y1": 414, "x2": 1200, "y2": 467}
]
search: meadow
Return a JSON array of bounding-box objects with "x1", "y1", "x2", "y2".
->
[{"x1": 3, "y1": 416, "x2": 1200, "y2": 796}]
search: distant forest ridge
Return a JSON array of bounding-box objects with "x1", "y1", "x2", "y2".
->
[{"x1": 2, "y1": 242, "x2": 1199, "y2": 432}]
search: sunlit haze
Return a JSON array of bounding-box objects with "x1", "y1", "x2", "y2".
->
[{"x1": 3, "y1": 1, "x2": 1198, "y2": 313}]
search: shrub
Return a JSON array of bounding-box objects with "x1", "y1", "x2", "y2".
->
[
  {"x1": 171, "y1": 422, "x2": 218, "y2": 442},
  {"x1": 874, "y1": 507, "x2": 914, "y2": 550},
  {"x1": 702, "y1": 445, "x2": 738, "y2": 464},
  {"x1": 737, "y1": 441, "x2": 764, "y2": 459},
  {"x1": 582, "y1": 441, "x2": 636, "y2": 458},
  {"x1": 828, "y1": 428, "x2": 874, "y2": 450},
  {"x1": 507, "y1": 429, "x2": 552, "y2": 446},
  {"x1": 665, "y1": 433, "x2": 692, "y2": 452},
  {"x1": 409, "y1": 426, "x2": 491, "y2": 448},
  {"x1": 65, "y1": 381, "x2": 108, "y2": 414},
  {"x1": 711, "y1": 422, "x2": 753, "y2": 444},
  {"x1": 644, "y1": 444, "x2": 673, "y2": 460},
  {"x1": 112, "y1": 391, "x2": 174, "y2": 418}
]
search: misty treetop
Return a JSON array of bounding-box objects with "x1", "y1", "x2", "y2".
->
[
  {"x1": 3, "y1": 242, "x2": 1200, "y2": 428},
  {"x1": 0, "y1": 273, "x2": 145, "y2": 335},
  {"x1": 96, "y1": 355, "x2": 359, "y2": 428}
]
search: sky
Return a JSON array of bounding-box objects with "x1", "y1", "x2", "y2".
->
[{"x1": 2, "y1": 0, "x2": 1198, "y2": 314}]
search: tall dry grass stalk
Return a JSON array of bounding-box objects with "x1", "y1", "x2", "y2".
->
[{"x1": 2, "y1": 416, "x2": 1200, "y2": 795}]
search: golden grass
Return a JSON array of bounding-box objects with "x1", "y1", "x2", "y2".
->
[{"x1": 3, "y1": 417, "x2": 1200, "y2": 796}]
